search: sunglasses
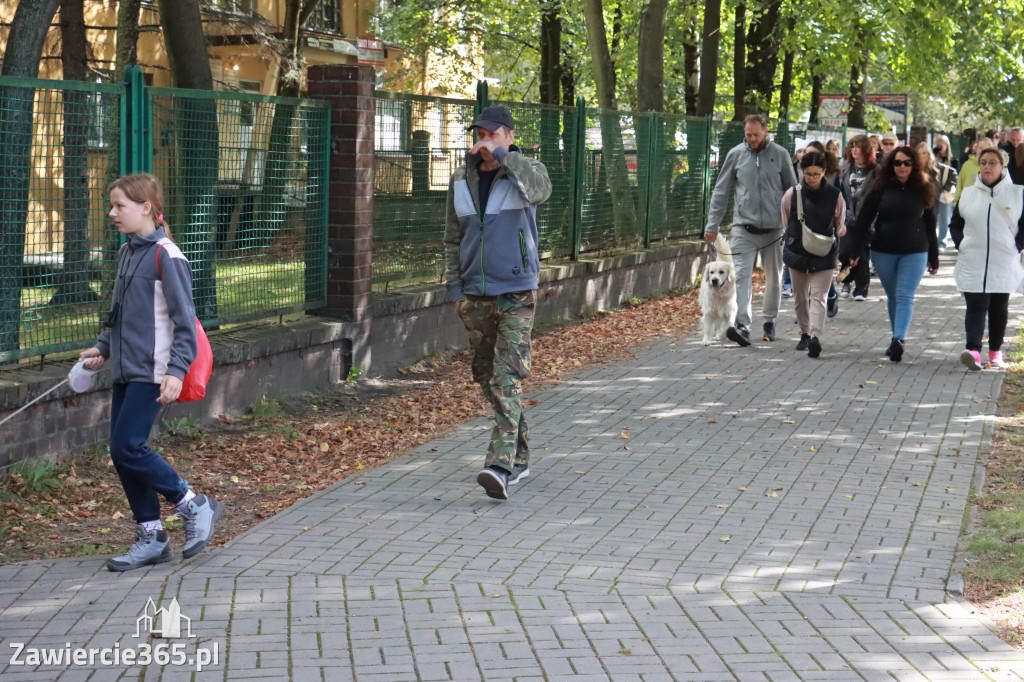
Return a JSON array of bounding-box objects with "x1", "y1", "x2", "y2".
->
[
  {"x1": 892, "y1": 159, "x2": 914, "y2": 167},
  {"x1": 882, "y1": 141, "x2": 897, "y2": 146}
]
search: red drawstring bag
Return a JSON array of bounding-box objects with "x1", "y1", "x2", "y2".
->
[{"x1": 156, "y1": 243, "x2": 213, "y2": 402}]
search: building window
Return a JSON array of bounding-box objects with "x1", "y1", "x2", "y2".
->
[{"x1": 306, "y1": 0, "x2": 341, "y2": 34}]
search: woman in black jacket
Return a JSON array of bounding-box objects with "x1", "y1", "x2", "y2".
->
[
  {"x1": 842, "y1": 146, "x2": 939, "y2": 362},
  {"x1": 782, "y1": 152, "x2": 847, "y2": 358}
]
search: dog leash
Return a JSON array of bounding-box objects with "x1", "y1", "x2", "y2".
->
[
  {"x1": 708, "y1": 234, "x2": 785, "y2": 258},
  {"x1": 0, "y1": 378, "x2": 69, "y2": 428}
]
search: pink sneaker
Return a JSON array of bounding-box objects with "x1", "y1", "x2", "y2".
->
[
  {"x1": 989, "y1": 350, "x2": 1010, "y2": 369},
  {"x1": 960, "y1": 349, "x2": 982, "y2": 371}
]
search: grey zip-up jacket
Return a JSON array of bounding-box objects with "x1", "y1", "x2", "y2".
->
[
  {"x1": 705, "y1": 139, "x2": 797, "y2": 234},
  {"x1": 444, "y1": 145, "x2": 552, "y2": 301},
  {"x1": 95, "y1": 228, "x2": 197, "y2": 384}
]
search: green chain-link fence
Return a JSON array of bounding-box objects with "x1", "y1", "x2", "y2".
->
[
  {"x1": 0, "y1": 72, "x2": 328, "y2": 363},
  {"x1": 491, "y1": 99, "x2": 580, "y2": 258},
  {"x1": 373, "y1": 91, "x2": 476, "y2": 285},
  {"x1": 374, "y1": 100, "x2": 808, "y2": 286},
  {"x1": 149, "y1": 87, "x2": 329, "y2": 326},
  {"x1": 0, "y1": 76, "x2": 123, "y2": 362}
]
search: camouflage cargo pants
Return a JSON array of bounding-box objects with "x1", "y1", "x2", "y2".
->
[{"x1": 456, "y1": 291, "x2": 535, "y2": 473}]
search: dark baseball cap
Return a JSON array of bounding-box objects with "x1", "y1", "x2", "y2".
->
[{"x1": 467, "y1": 105, "x2": 515, "y2": 132}]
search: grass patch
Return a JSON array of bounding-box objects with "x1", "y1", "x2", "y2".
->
[
  {"x1": 964, "y1": 491, "x2": 1024, "y2": 586},
  {"x1": 962, "y1": 316, "x2": 1024, "y2": 647}
]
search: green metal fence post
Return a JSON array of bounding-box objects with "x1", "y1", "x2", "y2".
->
[
  {"x1": 702, "y1": 114, "x2": 713, "y2": 229},
  {"x1": 475, "y1": 80, "x2": 489, "y2": 115},
  {"x1": 141, "y1": 79, "x2": 153, "y2": 173},
  {"x1": 123, "y1": 65, "x2": 147, "y2": 174},
  {"x1": 570, "y1": 97, "x2": 586, "y2": 260},
  {"x1": 643, "y1": 112, "x2": 657, "y2": 249}
]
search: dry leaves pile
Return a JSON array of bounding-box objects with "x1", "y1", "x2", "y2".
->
[{"x1": 1, "y1": 287, "x2": 701, "y2": 564}]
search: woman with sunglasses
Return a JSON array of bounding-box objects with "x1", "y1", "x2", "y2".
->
[
  {"x1": 949, "y1": 147, "x2": 1024, "y2": 370},
  {"x1": 841, "y1": 146, "x2": 939, "y2": 362}
]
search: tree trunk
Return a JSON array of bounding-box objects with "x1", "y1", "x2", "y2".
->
[
  {"x1": 732, "y1": 3, "x2": 746, "y2": 121},
  {"x1": 158, "y1": 0, "x2": 219, "y2": 321},
  {"x1": 539, "y1": 0, "x2": 562, "y2": 105},
  {"x1": 696, "y1": 0, "x2": 722, "y2": 117},
  {"x1": 848, "y1": 31, "x2": 868, "y2": 129},
  {"x1": 637, "y1": 0, "x2": 668, "y2": 113},
  {"x1": 253, "y1": 1, "x2": 323, "y2": 258},
  {"x1": 50, "y1": 0, "x2": 98, "y2": 307},
  {"x1": 96, "y1": 0, "x2": 144, "y2": 304},
  {"x1": 637, "y1": 0, "x2": 669, "y2": 240},
  {"x1": 808, "y1": 59, "x2": 823, "y2": 125},
  {"x1": 113, "y1": 0, "x2": 142, "y2": 82},
  {"x1": 743, "y1": 0, "x2": 782, "y2": 114},
  {"x1": 683, "y1": 21, "x2": 699, "y2": 117},
  {"x1": 0, "y1": 0, "x2": 61, "y2": 353},
  {"x1": 778, "y1": 47, "x2": 794, "y2": 118},
  {"x1": 582, "y1": 0, "x2": 617, "y2": 110},
  {"x1": 581, "y1": 0, "x2": 636, "y2": 237},
  {"x1": 560, "y1": 50, "x2": 576, "y2": 107}
]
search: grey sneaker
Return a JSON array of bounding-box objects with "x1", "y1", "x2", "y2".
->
[
  {"x1": 477, "y1": 466, "x2": 509, "y2": 500},
  {"x1": 106, "y1": 525, "x2": 171, "y2": 572},
  {"x1": 507, "y1": 463, "x2": 530, "y2": 486},
  {"x1": 177, "y1": 494, "x2": 225, "y2": 559}
]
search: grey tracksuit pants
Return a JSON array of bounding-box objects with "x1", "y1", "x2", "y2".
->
[{"x1": 729, "y1": 227, "x2": 784, "y2": 330}]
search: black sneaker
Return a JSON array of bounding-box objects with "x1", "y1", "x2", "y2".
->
[
  {"x1": 888, "y1": 338, "x2": 905, "y2": 363},
  {"x1": 726, "y1": 325, "x2": 751, "y2": 347},
  {"x1": 827, "y1": 295, "x2": 839, "y2": 318},
  {"x1": 807, "y1": 336, "x2": 822, "y2": 358},
  {"x1": 796, "y1": 333, "x2": 811, "y2": 351},
  {"x1": 477, "y1": 466, "x2": 509, "y2": 500},
  {"x1": 840, "y1": 283, "x2": 851, "y2": 298},
  {"x1": 762, "y1": 321, "x2": 776, "y2": 342},
  {"x1": 507, "y1": 463, "x2": 530, "y2": 486}
]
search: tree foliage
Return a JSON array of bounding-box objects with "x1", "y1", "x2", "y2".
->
[{"x1": 375, "y1": 0, "x2": 1024, "y2": 130}]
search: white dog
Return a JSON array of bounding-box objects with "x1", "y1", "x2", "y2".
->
[{"x1": 700, "y1": 240, "x2": 737, "y2": 345}]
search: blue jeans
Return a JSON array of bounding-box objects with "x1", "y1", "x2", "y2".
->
[
  {"x1": 110, "y1": 382, "x2": 189, "y2": 523},
  {"x1": 870, "y1": 250, "x2": 928, "y2": 340},
  {"x1": 936, "y1": 200, "x2": 953, "y2": 244}
]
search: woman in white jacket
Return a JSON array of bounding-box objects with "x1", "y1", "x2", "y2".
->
[{"x1": 950, "y1": 147, "x2": 1024, "y2": 369}]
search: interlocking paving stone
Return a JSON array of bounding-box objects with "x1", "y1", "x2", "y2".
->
[{"x1": 3, "y1": 255, "x2": 1024, "y2": 679}]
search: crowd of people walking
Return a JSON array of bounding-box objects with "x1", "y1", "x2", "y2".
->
[{"x1": 706, "y1": 119, "x2": 1024, "y2": 368}]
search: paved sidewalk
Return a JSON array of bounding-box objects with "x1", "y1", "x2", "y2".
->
[{"x1": 4, "y1": 252, "x2": 1024, "y2": 681}]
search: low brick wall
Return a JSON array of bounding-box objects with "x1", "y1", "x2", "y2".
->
[{"x1": 0, "y1": 240, "x2": 707, "y2": 467}]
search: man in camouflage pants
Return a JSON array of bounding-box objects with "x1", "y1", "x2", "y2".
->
[{"x1": 444, "y1": 105, "x2": 552, "y2": 500}]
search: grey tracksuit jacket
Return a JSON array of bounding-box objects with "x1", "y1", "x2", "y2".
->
[
  {"x1": 705, "y1": 139, "x2": 797, "y2": 234},
  {"x1": 95, "y1": 228, "x2": 197, "y2": 384},
  {"x1": 443, "y1": 145, "x2": 552, "y2": 301}
]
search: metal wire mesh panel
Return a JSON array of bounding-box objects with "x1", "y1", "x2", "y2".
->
[
  {"x1": 648, "y1": 114, "x2": 710, "y2": 241},
  {"x1": 373, "y1": 91, "x2": 475, "y2": 286},
  {"x1": 706, "y1": 120, "x2": 745, "y2": 232},
  {"x1": 0, "y1": 76, "x2": 123, "y2": 363},
  {"x1": 149, "y1": 87, "x2": 328, "y2": 325},
  {"x1": 579, "y1": 109, "x2": 645, "y2": 254},
  {"x1": 490, "y1": 99, "x2": 578, "y2": 258}
]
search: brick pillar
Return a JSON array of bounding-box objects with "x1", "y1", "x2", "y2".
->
[{"x1": 307, "y1": 64, "x2": 374, "y2": 322}]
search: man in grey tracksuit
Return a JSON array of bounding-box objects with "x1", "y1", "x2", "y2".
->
[
  {"x1": 704, "y1": 113, "x2": 797, "y2": 346},
  {"x1": 444, "y1": 105, "x2": 551, "y2": 501}
]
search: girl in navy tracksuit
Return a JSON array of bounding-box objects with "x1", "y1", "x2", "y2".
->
[{"x1": 79, "y1": 173, "x2": 223, "y2": 571}]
